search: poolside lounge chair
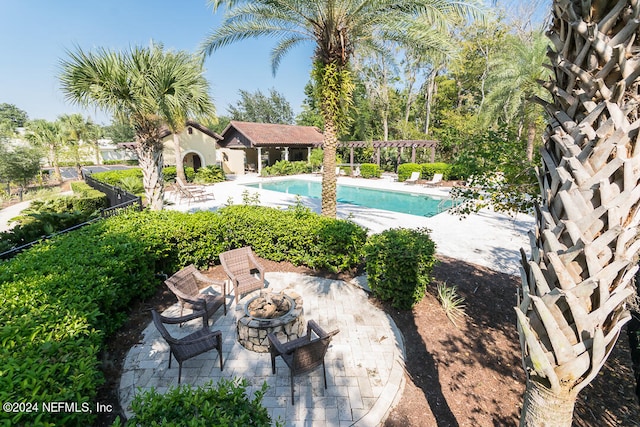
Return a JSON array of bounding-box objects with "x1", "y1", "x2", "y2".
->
[
  {"x1": 164, "y1": 264, "x2": 227, "y2": 327},
  {"x1": 424, "y1": 173, "x2": 443, "y2": 187},
  {"x1": 151, "y1": 309, "x2": 223, "y2": 384},
  {"x1": 268, "y1": 320, "x2": 339, "y2": 404},
  {"x1": 405, "y1": 171, "x2": 420, "y2": 184},
  {"x1": 175, "y1": 177, "x2": 211, "y2": 204},
  {"x1": 219, "y1": 246, "x2": 266, "y2": 303}
]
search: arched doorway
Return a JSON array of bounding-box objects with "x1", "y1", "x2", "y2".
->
[{"x1": 183, "y1": 152, "x2": 203, "y2": 172}]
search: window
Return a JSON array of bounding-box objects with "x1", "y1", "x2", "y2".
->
[{"x1": 187, "y1": 127, "x2": 193, "y2": 135}]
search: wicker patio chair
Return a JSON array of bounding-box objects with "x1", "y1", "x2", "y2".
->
[
  {"x1": 151, "y1": 309, "x2": 223, "y2": 384},
  {"x1": 219, "y1": 247, "x2": 266, "y2": 303},
  {"x1": 268, "y1": 320, "x2": 340, "y2": 404},
  {"x1": 164, "y1": 264, "x2": 227, "y2": 326}
]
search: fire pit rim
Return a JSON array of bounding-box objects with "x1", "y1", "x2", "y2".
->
[{"x1": 244, "y1": 291, "x2": 296, "y2": 321}]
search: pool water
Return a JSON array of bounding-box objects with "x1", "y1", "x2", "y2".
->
[{"x1": 244, "y1": 179, "x2": 452, "y2": 217}]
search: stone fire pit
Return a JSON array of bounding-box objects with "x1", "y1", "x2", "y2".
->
[{"x1": 237, "y1": 290, "x2": 305, "y2": 353}]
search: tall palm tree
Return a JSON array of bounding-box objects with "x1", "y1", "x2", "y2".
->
[
  {"x1": 483, "y1": 30, "x2": 550, "y2": 161},
  {"x1": 518, "y1": 0, "x2": 640, "y2": 424},
  {"x1": 202, "y1": 0, "x2": 482, "y2": 217},
  {"x1": 157, "y1": 50, "x2": 216, "y2": 184},
  {"x1": 59, "y1": 43, "x2": 214, "y2": 210},
  {"x1": 25, "y1": 119, "x2": 64, "y2": 183},
  {"x1": 59, "y1": 113, "x2": 91, "y2": 179}
]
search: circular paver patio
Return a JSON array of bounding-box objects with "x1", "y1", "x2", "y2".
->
[{"x1": 119, "y1": 272, "x2": 405, "y2": 426}]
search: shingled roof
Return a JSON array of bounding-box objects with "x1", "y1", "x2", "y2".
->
[{"x1": 218, "y1": 121, "x2": 324, "y2": 148}]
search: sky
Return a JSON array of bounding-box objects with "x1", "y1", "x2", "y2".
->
[{"x1": 0, "y1": 0, "x2": 314, "y2": 125}]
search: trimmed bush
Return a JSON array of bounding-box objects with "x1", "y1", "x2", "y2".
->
[
  {"x1": 421, "y1": 162, "x2": 453, "y2": 180},
  {"x1": 397, "y1": 163, "x2": 422, "y2": 182},
  {"x1": 364, "y1": 227, "x2": 437, "y2": 309},
  {"x1": 91, "y1": 168, "x2": 143, "y2": 186},
  {"x1": 123, "y1": 379, "x2": 277, "y2": 427},
  {"x1": 0, "y1": 223, "x2": 157, "y2": 426},
  {"x1": 359, "y1": 163, "x2": 381, "y2": 178}
]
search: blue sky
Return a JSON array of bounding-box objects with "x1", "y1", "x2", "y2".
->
[{"x1": 0, "y1": 0, "x2": 314, "y2": 125}]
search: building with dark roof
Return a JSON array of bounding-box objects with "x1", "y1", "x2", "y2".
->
[{"x1": 217, "y1": 121, "x2": 323, "y2": 174}]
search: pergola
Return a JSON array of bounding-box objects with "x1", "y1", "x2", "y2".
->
[{"x1": 338, "y1": 140, "x2": 437, "y2": 168}]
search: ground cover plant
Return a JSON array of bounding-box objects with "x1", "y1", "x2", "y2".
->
[
  {"x1": 120, "y1": 379, "x2": 278, "y2": 427},
  {"x1": 0, "y1": 182, "x2": 107, "y2": 253}
]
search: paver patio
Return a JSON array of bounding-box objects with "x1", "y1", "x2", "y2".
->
[{"x1": 119, "y1": 272, "x2": 405, "y2": 426}]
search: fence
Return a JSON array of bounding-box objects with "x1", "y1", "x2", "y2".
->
[{"x1": 0, "y1": 175, "x2": 142, "y2": 260}]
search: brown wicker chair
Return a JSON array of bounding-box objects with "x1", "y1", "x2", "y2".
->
[
  {"x1": 151, "y1": 309, "x2": 223, "y2": 384},
  {"x1": 219, "y1": 247, "x2": 266, "y2": 303},
  {"x1": 268, "y1": 320, "x2": 339, "y2": 404},
  {"x1": 164, "y1": 264, "x2": 226, "y2": 326}
]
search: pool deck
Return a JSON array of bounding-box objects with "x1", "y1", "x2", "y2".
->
[{"x1": 165, "y1": 173, "x2": 534, "y2": 276}]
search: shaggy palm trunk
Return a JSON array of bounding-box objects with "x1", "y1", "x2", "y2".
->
[
  {"x1": 136, "y1": 138, "x2": 165, "y2": 211},
  {"x1": 518, "y1": 0, "x2": 640, "y2": 424}
]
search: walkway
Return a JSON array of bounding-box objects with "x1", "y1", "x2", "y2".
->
[{"x1": 119, "y1": 273, "x2": 404, "y2": 426}]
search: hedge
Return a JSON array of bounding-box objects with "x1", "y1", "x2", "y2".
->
[
  {"x1": 397, "y1": 163, "x2": 422, "y2": 182},
  {"x1": 359, "y1": 163, "x2": 381, "y2": 178},
  {"x1": 421, "y1": 162, "x2": 453, "y2": 180}
]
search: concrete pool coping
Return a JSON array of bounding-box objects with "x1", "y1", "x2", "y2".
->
[{"x1": 165, "y1": 173, "x2": 534, "y2": 276}]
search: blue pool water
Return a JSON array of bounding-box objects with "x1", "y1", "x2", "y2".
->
[{"x1": 244, "y1": 179, "x2": 452, "y2": 217}]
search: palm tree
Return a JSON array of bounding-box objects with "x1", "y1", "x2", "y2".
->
[
  {"x1": 157, "y1": 50, "x2": 216, "y2": 184},
  {"x1": 59, "y1": 113, "x2": 92, "y2": 179},
  {"x1": 25, "y1": 119, "x2": 64, "y2": 183},
  {"x1": 483, "y1": 30, "x2": 550, "y2": 161},
  {"x1": 202, "y1": 0, "x2": 482, "y2": 217},
  {"x1": 517, "y1": 0, "x2": 640, "y2": 424},
  {"x1": 59, "y1": 43, "x2": 215, "y2": 210}
]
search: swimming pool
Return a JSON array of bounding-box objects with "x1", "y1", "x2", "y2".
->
[{"x1": 244, "y1": 179, "x2": 452, "y2": 217}]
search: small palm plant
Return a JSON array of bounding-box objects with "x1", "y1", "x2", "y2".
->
[{"x1": 437, "y1": 283, "x2": 467, "y2": 328}]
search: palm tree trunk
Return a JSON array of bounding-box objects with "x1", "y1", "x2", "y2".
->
[
  {"x1": 49, "y1": 144, "x2": 62, "y2": 183},
  {"x1": 321, "y1": 116, "x2": 338, "y2": 217},
  {"x1": 136, "y1": 139, "x2": 165, "y2": 211},
  {"x1": 520, "y1": 381, "x2": 576, "y2": 426},
  {"x1": 518, "y1": 0, "x2": 640, "y2": 423},
  {"x1": 173, "y1": 133, "x2": 187, "y2": 183},
  {"x1": 525, "y1": 120, "x2": 535, "y2": 162}
]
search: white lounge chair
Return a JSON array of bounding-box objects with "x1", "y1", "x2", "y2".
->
[
  {"x1": 424, "y1": 173, "x2": 443, "y2": 187},
  {"x1": 405, "y1": 171, "x2": 420, "y2": 184}
]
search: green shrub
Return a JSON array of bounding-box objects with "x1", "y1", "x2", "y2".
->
[
  {"x1": 260, "y1": 160, "x2": 311, "y2": 176},
  {"x1": 118, "y1": 176, "x2": 144, "y2": 194},
  {"x1": 364, "y1": 227, "x2": 437, "y2": 309},
  {"x1": 123, "y1": 379, "x2": 278, "y2": 427},
  {"x1": 193, "y1": 165, "x2": 225, "y2": 184},
  {"x1": 1, "y1": 191, "x2": 107, "y2": 250},
  {"x1": 421, "y1": 162, "x2": 453, "y2": 180},
  {"x1": 0, "y1": 223, "x2": 157, "y2": 426},
  {"x1": 103, "y1": 159, "x2": 138, "y2": 166},
  {"x1": 397, "y1": 163, "x2": 422, "y2": 182},
  {"x1": 163, "y1": 166, "x2": 196, "y2": 183},
  {"x1": 359, "y1": 163, "x2": 381, "y2": 178},
  {"x1": 91, "y1": 168, "x2": 143, "y2": 186}
]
